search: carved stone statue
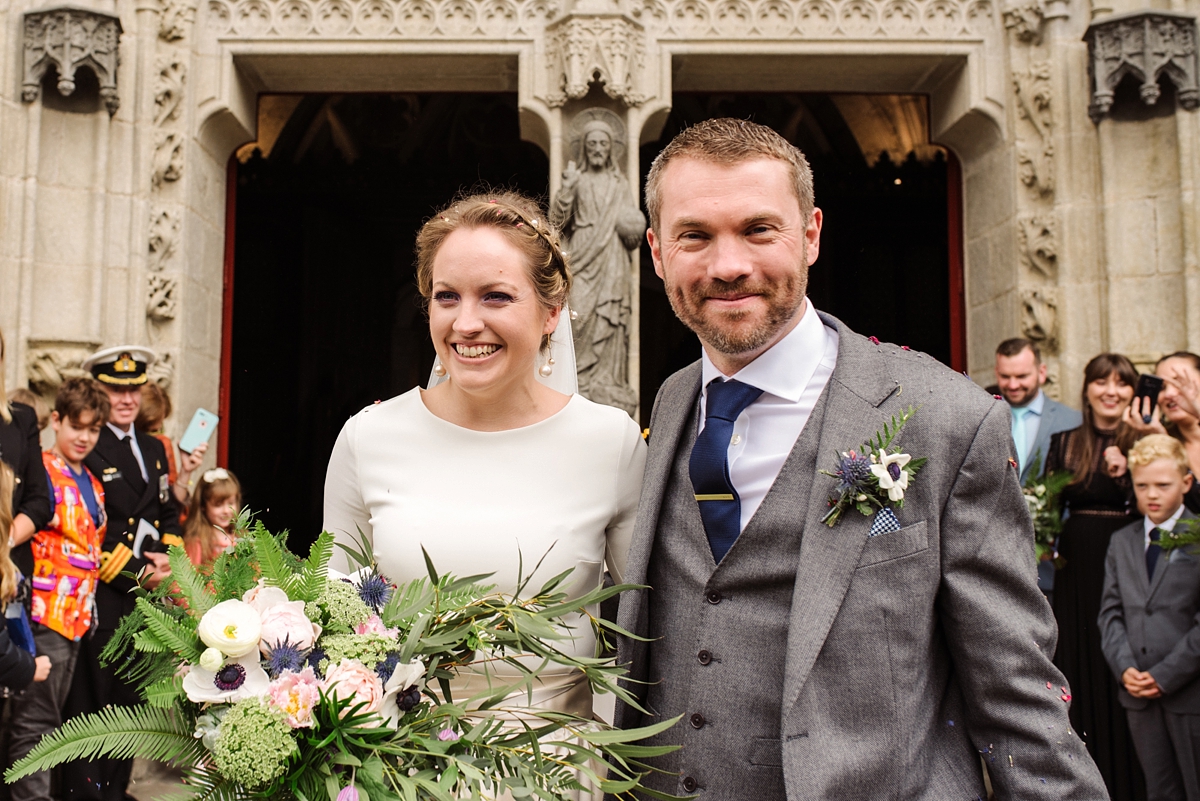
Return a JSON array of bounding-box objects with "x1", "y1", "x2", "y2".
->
[{"x1": 552, "y1": 109, "x2": 645, "y2": 415}]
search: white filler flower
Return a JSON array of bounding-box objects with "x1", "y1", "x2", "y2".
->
[
  {"x1": 870, "y1": 451, "x2": 912, "y2": 502},
  {"x1": 197, "y1": 599, "x2": 262, "y2": 658}
]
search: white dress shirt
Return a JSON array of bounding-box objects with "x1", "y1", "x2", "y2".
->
[
  {"x1": 700, "y1": 300, "x2": 839, "y2": 532},
  {"x1": 1145, "y1": 504, "x2": 1186, "y2": 551},
  {"x1": 107, "y1": 421, "x2": 149, "y2": 482}
]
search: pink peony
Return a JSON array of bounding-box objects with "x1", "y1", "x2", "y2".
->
[
  {"x1": 354, "y1": 615, "x2": 397, "y2": 637},
  {"x1": 324, "y1": 659, "x2": 385, "y2": 717},
  {"x1": 267, "y1": 667, "x2": 322, "y2": 728},
  {"x1": 242, "y1": 581, "x2": 290, "y2": 614},
  {"x1": 258, "y1": 601, "x2": 321, "y2": 653}
]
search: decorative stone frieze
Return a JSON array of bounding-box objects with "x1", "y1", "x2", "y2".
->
[
  {"x1": 22, "y1": 7, "x2": 123, "y2": 116},
  {"x1": 161, "y1": 0, "x2": 199, "y2": 40},
  {"x1": 152, "y1": 132, "x2": 185, "y2": 186},
  {"x1": 147, "y1": 351, "x2": 175, "y2": 389},
  {"x1": 1020, "y1": 287, "x2": 1058, "y2": 349},
  {"x1": 25, "y1": 343, "x2": 95, "y2": 395},
  {"x1": 1085, "y1": 11, "x2": 1199, "y2": 122},
  {"x1": 148, "y1": 209, "x2": 181, "y2": 271},
  {"x1": 154, "y1": 58, "x2": 187, "y2": 126},
  {"x1": 1017, "y1": 214, "x2": 1058, "y2": 278},
  {"x1": 1002, "y1": 0, "x2": 1042, "y2": 43},
  {"x1": 147, "y1": 275, "x2": 179, "y2": 321},
  {"x1": 1013, "y1": 61, "x2": 1054, "y2": 197},
  {"x1": 545, "y1": 15, "x2": 646, "y2": 106}
]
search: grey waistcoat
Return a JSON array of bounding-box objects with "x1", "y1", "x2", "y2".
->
[{"x1": 640, "y1": 386, "x2": 831, "y2": 799}]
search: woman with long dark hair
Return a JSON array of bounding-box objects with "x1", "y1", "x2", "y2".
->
[{"x1": 1047, "y1": 353, "x2": 1143, "y2": 800}]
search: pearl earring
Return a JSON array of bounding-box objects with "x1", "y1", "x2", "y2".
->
[
  {"x1": 433, "y1": 362, "x2": 447, "y2": 377},
  {"x1": 539, "y1": 357, "x2": 555, "y2": 377}
]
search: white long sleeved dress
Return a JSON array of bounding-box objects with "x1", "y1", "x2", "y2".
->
[{"x1": 322, "y1": 387, "x2": 646, "y2": 720}]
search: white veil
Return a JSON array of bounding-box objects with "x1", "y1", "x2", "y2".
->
[{"x1": 425, "y1": 305, "x2": 579, "y2": 395}]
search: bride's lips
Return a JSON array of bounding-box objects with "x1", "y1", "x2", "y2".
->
[{"x1": 451, "y1": 342, "x2": 502, "y2": 361}]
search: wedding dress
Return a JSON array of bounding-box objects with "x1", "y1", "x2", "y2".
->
[{"x1": 322, "y1": 386, "x2": 645, "y2": 796}]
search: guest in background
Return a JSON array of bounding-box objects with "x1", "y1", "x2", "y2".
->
[
  {"x1": 6, "y1": 378, "x2": 109, "y2": 801},
  {"x1": 1099, "y1": 434, "x2": 1200, "y2": 801},
  {"x1": 994, "y1": 337, "x2": 1082, "y2": 597},
  {"x1": 0, "y1": 328, "x2": 53, "y2": 580},
  {"x1": 1047, "y1": 352, "x2": 1143, "y2": 801},
  {"x1": 7, "y1": 390, "x2": 48, "y2": 434},
  {"x1": 182, "y1": 468, "x2": 240, "y2": 566},
  {"x1": 0, "y1": 464, "x2": 51, "y2": 695},
  {"x1": 61, "y1": 346, "x2": 180, "y2": 801},
  {"x1": 135, "y1": 381, "x2": 207, "y2": 513}
]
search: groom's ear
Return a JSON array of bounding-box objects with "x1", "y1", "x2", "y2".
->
[{"x1": 647, "y1": 227, "x2": 665, "y2": 279}]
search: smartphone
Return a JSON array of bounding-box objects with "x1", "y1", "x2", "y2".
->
[
  {"x1": 179, "y1": 408, "x2": 219, "y2": 454},
  {"x1": 1134, "y1": 374, "x2": 1165, "y2": 423}
]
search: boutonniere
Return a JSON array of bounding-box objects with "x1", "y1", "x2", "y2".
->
[{"x1": 820, "y1": 406, "x2": 927, "y2": 532}]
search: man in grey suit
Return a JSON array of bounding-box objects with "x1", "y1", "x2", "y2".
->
[
  {"x1": 995, "y1": 337, "x2": 1082, "y2": 596},
  {"x1": 614, "y1": 118, "x2": 1107, "y2": 800}
]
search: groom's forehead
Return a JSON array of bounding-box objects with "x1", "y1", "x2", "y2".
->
[{"x1": 658, "y1": 157, "x2": 803, "y2": 215}]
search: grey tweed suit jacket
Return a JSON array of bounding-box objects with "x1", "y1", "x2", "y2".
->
[{"x1": 615, "y1": 314, "x2": 1109, "y2": 800}]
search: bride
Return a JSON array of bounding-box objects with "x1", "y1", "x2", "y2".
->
[{"x1": 322, "y1": 191, "x2": 646, "y2": 741}]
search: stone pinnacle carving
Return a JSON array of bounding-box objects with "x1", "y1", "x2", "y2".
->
[
  {"x1": 22, "y1": 7, "x2": 123, "y2": 116},
  {"x1": 545, "y1": 15, "x2": 646, "y2": 107},
  {"x1": 1085, "y1": 11, "x2": 1199, "y2": 122}
]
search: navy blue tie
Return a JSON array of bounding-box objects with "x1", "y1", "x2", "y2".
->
[
  {"x1": 690, "y1": 379, "x2": 763, "y2": 563},
  {"x1": 1147, "y1": 527, "x2": 1164, "y2": 579}
]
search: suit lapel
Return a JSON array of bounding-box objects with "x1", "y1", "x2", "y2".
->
[
  {"x1": 132, "y1": 430, "x2": 161, "y2": 513},
  {"x1": 1148, "y1": 510, "x2": 1198, "y2": 600},
  {"x1": 782, "y1": 317, "x2": 900, "y2": 710}
]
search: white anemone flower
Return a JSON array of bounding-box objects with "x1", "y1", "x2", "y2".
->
[
  {"x1": 183, "y1": 651, "x2": 270, "y2": 704},
  {"x1": 196, "y1": 599, "x2": 262, "y2": 657},
  {"x1": 380, "y1": 660, "x2": 427, "y2": 727},
  {"x1": 870, "y1": 451, "x2": 912, "y2": 502}
]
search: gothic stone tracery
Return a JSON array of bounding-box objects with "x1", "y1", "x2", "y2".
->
[
  {"x1": 1086, "y1": 11, "x2": 1199, "y2": 122},
  {"x1": 22, "y1": 7, "x2": 123, "y2": 115}
]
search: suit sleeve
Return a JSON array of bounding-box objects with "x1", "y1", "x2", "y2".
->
[
  {"x1": 0, "y1": 617, "x2": 35, "y2": 692},
  {"x1": 937, "y1": 401, "x2": 1107, "y2": 800},
  {"x1": 604, "y1": 418, "x2": 647, "y2": 586},
  {"x1": 323, "y1": 416, "x2": 370, "y2": 574},
  {"x1": 15, "y1": 408, "x2": 52, "y2": 531},
  {"x1": 1098, "y1": 534, "x2": 1138, "y2": 681},
  {"x1": 1146, "y1": 564, "x2": 1200, "y2": 693}
]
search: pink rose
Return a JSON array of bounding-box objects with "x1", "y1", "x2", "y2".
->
[
  {"x1": 258, "y1": 601, "x2": 321, "y2": 653},
  {"x1": 324, "y1": 659, "x2": 385, "y2": 717},
  {"x1": 267, "y1": 667, "x2": 322, "y2": 728}
]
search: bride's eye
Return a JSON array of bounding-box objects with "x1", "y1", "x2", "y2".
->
[
  {"x1": 483, "y1": 292, "x2": 514, "y2": 304},
  {"x1": 433, "y1": 291, "x2": 458, "y2": 305}
]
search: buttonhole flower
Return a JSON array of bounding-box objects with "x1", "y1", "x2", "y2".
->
[{"x1": 870, "y1": 452, "x2": 912, "y2": 502}]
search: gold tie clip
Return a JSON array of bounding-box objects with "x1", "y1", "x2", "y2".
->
[{"x1": 694, "y1": 493, "x2": 735, "y2": 501}]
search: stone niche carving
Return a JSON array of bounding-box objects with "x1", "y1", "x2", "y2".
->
[
  {"x1": 25, "y1": 342, "x2": 96, "y2": 394},
  {"x1": 22, "y1": 7, "x2": 123, "y2": 116},
  {"x1": 1017, "y1": 214, "x2": 1058, "y2": 278},
  {"x1": 545, "y1": 15, "x2": 646, "y2": 107},
  {"x1": 1021, "y1": 287, "x2": 1059, "y2": 350},
  {"x1": 1085, "y1": 11, "x2": 1199, "y2": 122}
]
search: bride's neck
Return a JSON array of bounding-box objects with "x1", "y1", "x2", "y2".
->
[{"x1": 423, "y1": 379, "x2": 568, "y2": 431}]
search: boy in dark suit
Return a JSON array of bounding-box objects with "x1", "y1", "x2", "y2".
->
[{"x1": 1100, "y1": 433, "x2": 1200, "y2": 800}]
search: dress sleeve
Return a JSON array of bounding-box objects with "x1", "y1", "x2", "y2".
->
[
  {"x1": 1044, "y1": 428, "x2": 1073, "y2": 475},
  {"x1": 323, "y1": 415, "x2": 370, "y2": 573},
  {"x1": 604, "y1": 417, "x2": 647, "y2": 585}
]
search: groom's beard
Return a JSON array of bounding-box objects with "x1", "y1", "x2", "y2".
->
[{"x1": 664, "y1": 263, "x2": 808, "y2": 357}]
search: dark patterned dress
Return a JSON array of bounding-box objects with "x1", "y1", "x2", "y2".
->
[{"x1": 1048, "y1": 426, "x2": 1144, "y2": 801}]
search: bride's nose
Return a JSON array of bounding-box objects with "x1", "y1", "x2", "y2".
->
[{"x1": 452, "y1": 300, "x2": 486, "y2": 335}]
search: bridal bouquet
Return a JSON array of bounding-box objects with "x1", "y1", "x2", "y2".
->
[
  {"x1": 1022, "y1": 465, "x2": 1071, "y2": 567},
  {"x1": 5, "y1": 518, "x2": 678, "y2": 800}
]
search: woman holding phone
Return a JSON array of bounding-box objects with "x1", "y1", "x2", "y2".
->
[{"x1": 1046, "y1": 353, "x2": 1140, "y2": 801}]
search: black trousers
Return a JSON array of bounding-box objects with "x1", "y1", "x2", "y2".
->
[
  {"x1": 59, "y1": 629, "x2": 138, "y2": 801},
  {"x1": 7, "y1": 626, "x2": 80, "y2": 801}
]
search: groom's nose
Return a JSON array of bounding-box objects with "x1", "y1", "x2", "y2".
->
[{"x1": 708, "y1": 235, "x2": 755, "y2": 283}]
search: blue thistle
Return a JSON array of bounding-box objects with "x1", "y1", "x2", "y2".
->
[
  {"x1": 306, "y1": 646, "x2": 328, "y2": 679},
  {"x1": 833, "y1": 450, "x2": 872, "y2": 493},
  {"x1": 375, "y1": 651, "x2": 402, "y2": 682},
  {"x1": 263, "y1": 636, "x2": 307, "y2": 678},
  {"x1": 357, "y1": 571, "x2": 393, "y2": 612}
]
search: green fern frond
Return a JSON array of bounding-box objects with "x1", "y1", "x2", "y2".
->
[
  {"x1": 294, "y1": 530, "x2": 334, "y2": 603},
  {"x1": 137, "y1": 597, "x2": 203, "y2": 663},
  {"x1": 3, "y1": 706, "x2": 203, "y2": 782},
  {"x1": 168, "y1": 545, "x2": 215, "y2": 615},
  {"x1": 253, "y1": 523, "x2": 298, "y2": 596},
  {"x1": 133, "y1": 629, "x2": 171, "y2": 654},
  {"x1": 143, "y1": 674, "x2": 184, "y2": 708}
]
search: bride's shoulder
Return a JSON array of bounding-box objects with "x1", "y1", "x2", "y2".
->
[
  {"x1": 561, "y1": 395, "x2": 642, "y2": 440},
  {"x1": 340, "y1": 388, "x2": 422, "y2": 434}
]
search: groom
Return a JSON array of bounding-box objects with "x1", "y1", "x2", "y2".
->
[{"x1": 613, "y1": 119, "x2": 1109, "y2": 799}]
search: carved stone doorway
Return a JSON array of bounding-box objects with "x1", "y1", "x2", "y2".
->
[
  {"x1": 637, "y1": 93, "x2": 958, "y2": 420},
  {"x1": 226, "y1": 93, "x2": 549, "y2": 543}
]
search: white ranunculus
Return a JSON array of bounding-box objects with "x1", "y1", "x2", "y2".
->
[
  {"x1": 870, "y1": 451, "x2": 912, "y2": 502},
  {"x1": 242, "y1": 581, "x2": 291, "y2": 614},
  {"x1": 379, "y1": 660, "x2": 426, "y2": 727},
  {"x1": 183, "y1": 652, "x2": 270, "y2": 704},
  {"x1": 199, "y1": 647, "x2": 224, "y2": 672},
  {"x1": 197, "y1": 599, "x2": 262, "y2": 657}
]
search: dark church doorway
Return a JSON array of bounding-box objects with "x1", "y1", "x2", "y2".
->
[
  {"x1": 225, "y1": 93, "x2": 548, "y2": 544},
  {"x1": 638, "y1": 94, "x2": 962, "y2": 419}
]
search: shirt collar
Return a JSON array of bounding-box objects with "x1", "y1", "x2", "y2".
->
[
  {"x1": 107, "y1": 422, "x2": 134, "y2": 440},
  {"x1": 1145, "y1": 505, "x2": 1187, "y2": 538},
  {"x1": 701, "y1": 299, "x2": 828, "y2": 402},
  {"x1": 1026, "y1": 390, "x2": 1045, "y2": 416}
]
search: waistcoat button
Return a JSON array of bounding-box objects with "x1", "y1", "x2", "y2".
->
[
  {"x1": 690, "y1": 713, "x2": 705, "y2": 729},
  {"x1": 682, "y1": 777, "x2": 698, "y2": 792},
  {"x1": 706, "y1": 590, "x2": 722, "y2": 604},
  {"x1": 697, "y1": 649, "x2": 712, "y2": 665}
]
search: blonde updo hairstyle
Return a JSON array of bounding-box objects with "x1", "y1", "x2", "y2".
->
[{"x1": 414, "y1": 191, "x2": 572, "y2": 352}]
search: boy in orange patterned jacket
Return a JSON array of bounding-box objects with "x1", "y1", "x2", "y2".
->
[{"x1": 5, "y1": 377, "x2": 110, "y2": 801}]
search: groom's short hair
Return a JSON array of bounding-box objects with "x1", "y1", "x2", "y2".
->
[{"x1": 645, "y1": 118, "x2": 815, "y2": 233}]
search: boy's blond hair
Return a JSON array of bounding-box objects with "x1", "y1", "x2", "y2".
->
[{"x1": 1128, "y1": 434, "x2": 1190, "y2": 475}]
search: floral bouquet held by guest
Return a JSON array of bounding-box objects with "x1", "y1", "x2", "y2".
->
[
  {"x1": 1022, "y1": 454, "x2": 1072, "y2": 568},
  {"x1": 4, "y1": 517, "x2": 680, "y2": 800}
]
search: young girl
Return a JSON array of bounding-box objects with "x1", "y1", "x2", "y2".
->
[
  {"x1": 182, "y1": 467, "x2": 241, "y2": 566},
  {"x1": 0, "y1": 463, "x2": 50, "y2": 691}
]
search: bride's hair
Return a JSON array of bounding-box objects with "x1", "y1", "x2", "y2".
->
[{"x1": 415, "y1": 191, "x2": 572, "y2": 351}]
